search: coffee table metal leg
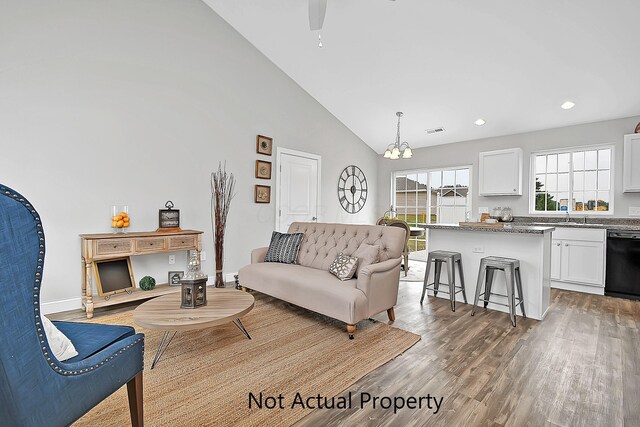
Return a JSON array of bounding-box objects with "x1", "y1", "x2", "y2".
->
[
  {"x1": 233, "y1": 319, "x2": 251, "y2": 340},
  {"x1": 151, "y1": 331, "x2": 177, "y2": 369}
]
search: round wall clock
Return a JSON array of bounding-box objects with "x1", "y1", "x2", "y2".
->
[{"x1": 338, "y1": 165, "x2": 368, "y2": 214}]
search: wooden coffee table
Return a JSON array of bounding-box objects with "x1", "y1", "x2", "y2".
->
[{"x1": 133, "y1": 288, "x2": 254, "y2": 368}]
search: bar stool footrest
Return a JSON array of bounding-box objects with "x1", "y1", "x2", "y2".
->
[{"x1": 423, "y1": 283, "x2": 466, "y2": 296}]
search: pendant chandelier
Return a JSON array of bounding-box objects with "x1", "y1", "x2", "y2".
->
[{"x1": 383, "y1": 112, "x2": 412, "y2": 160}]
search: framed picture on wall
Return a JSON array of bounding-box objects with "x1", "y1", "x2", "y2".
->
[
  {"x1": 256, "y1": 135, "x2": 273, "y2": 156},
  {"x1": 255, "y1": 185, "x2": 271, "y2": 203},
  {"x1": 255, "y1": 160, "x2": 272, "y2": 179}
]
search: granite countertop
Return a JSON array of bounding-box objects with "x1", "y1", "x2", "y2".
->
[
  {"x1": 512, "y1": 217, "x2": 640, "y2": 232},
  {"x1": 424, "y1": 223, "x2": 555, "y2": 235},
  {"x1": 520, "y1": 222, "x2": 640, "y2": 231}
]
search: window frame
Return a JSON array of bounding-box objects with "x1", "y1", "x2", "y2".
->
[
  {"x1": 390, "y1": 164, "x2": 473, "y2": 224},
  {"x1": 528, "y1": 143, "x2": 615, "y2": 216}
]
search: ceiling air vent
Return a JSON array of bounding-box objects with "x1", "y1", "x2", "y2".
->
[{"x1": 426, "y1": 127, "x2": 445, "y2": 135}]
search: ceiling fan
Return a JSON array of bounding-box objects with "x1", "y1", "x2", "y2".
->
[
  {"x1": 308, "y1": 0, "x2": 327, "y2": 31},
  {"x1": 308, "y1": 0, "x2": 395, "y2": 33}
]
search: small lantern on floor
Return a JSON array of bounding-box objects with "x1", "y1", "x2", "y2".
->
[{"x1": 180, "y1": 250, "x2": 208, "y2": 309}]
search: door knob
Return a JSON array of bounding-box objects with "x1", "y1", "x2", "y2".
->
[{"x1": 312, "y1": 216, "x2": 317, "y2": 221}]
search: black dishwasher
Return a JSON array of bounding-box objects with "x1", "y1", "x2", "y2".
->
[{"x1": 605, "y1": 230, "x2": 640, "y2": 299}]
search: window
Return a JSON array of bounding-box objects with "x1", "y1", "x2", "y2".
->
[
  {"x1": 531, "y1": 146, "x2": 613, "y2": 214},
  {"x1": 392, "y1": 166, "x2": 471, "y2": 257}
]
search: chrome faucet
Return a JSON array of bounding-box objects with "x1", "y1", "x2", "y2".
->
[
  {"x1": 583, "y1": 215, "x2": 587, "y2": 225},
  {"x1": 565, "y1": 211, "x2": 571, "y2": 223}
]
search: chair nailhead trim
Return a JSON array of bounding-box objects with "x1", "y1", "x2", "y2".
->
[{"x1": 1, "y1": 185, "x2": 145, "y2": 376}]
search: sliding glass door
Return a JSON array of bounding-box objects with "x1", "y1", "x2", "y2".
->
[{"x1": 393, "y1": 166, "x2": 471, "y2": 260}]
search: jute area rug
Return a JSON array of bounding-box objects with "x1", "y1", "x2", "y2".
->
[{"x1": 74, "y1": 295, "x2": 420, "y2": 427}]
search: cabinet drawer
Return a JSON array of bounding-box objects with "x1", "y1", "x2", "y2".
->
[
  {"x1": 135, "y1": 238, "x2": 167, "y2": 252},
  {"x1": 552, "y1": 228, "x2": 605, "y2": 242},
  {"x1": 95, "y1": 239, "x2": 133, "y2": 256},
  {"x1": 168, "y1": 235, "x2": 197, "y2": 249}
]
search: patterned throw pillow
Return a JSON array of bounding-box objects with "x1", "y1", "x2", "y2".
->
[
  {"x1": 329, "y1": 253, "x2": 359, "y2": 281},
  {"x1": 264, "y1": 232, "x2": 305, "y2": 264}
]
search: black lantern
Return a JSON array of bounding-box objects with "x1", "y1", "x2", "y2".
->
[
  {"x1": 180, "y1": 277, "x2": 207, "y2": 309},
  {"x1": 180, "y1": 250, "x2": 208, "y2": 309}
]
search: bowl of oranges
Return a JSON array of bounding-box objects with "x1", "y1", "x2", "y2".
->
[{"x1": 111, "y1": 206, "x2": 130, "y2": 233}]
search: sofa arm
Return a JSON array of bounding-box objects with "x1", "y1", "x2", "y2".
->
[
  {"x1": 251, "y1": 247, "x2": 269, "y2": 264},
  {"x1": 357, "y1": 257, "x2": 402, "y2": 317}
]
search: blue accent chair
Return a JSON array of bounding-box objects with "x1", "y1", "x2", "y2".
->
[{"x1": 0, "y1": 184, "x2": 145, "y2": 426}]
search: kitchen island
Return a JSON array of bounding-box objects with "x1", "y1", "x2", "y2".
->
[{"x1": 424, "y1": 223, "x2": 555, "y2": 320}]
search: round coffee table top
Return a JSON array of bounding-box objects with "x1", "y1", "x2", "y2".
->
[{"x1": 133, "y1": 288, "x2": 254, "y2": 331}]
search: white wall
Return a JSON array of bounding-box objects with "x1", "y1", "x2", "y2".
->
[
  {"x1": 378, "y1": 116, "x2": 640, "y2": 218},
  {"x1": 0, "y1": 1, "x2": 378, "y2": 312}
]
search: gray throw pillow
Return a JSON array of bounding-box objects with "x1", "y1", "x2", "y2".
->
[
  {"x1": 329, "y1": 253, "x2": 359, "y2": 281},
  {"x1": 353, "y1": 244, "x2": 380, "y2": 277},
  {"x1": 264, "y1": 231, "x2": 304, "y2": 264}
]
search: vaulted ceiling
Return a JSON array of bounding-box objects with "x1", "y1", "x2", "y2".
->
[{"x1": 203, "y1": 0, "x2": 640, "y2": 153}]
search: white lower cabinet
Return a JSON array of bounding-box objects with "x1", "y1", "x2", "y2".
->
[
  {"x1": 550, "y1": 228, "x2": 606, "y2": 294},
  {"x1": 561, "y1": 240, "x2": 605, "y2": 286}
]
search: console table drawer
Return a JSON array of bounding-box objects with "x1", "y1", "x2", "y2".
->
[
  {"x1": 135, "y1": 238, "x2": 167, "y2": 252},
  {"x1": 95, "y1": 239, "x2": 133, "y2": 256},
  {"x1": 168, "y1": 236, "x2": 197, "y2": 249}
]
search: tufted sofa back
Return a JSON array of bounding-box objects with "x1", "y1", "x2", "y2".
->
[{"x1": 288, "y1": 222, "x2": 406, "y2": 271}]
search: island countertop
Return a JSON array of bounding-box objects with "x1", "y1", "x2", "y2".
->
[{"x1": 424, "y1": 223, "x2": 555, "y2": 234}]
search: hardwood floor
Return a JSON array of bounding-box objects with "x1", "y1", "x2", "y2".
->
[
  {"x1": 297, "y1": 283, "x2": 640, "y2": 427},
  {"x1": 50, "y1": 283, "x2": 640, "y2": 426}
]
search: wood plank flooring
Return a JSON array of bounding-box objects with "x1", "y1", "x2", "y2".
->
[{"x1": 50, "y1": 283, "x2": 640, "y2": 426}]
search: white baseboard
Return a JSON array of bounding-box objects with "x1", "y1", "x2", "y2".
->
[
  {"x1": 551, "y1": 281, "x2": 604, "y2": 295},
  {"x1": 225, "y1": 272, "x2": 239, "y2": 284},
  {"x1": 41, "y1": 297, "x2": 82, "y2": 315}
]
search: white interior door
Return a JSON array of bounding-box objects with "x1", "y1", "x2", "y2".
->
[{"x1": 276, "y1": 149, "x2": 320, "y2": 232}]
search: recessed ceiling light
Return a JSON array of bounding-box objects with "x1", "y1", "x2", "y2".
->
[
  {"x1": 474, "y1": 119, "x2": 486, "y2": 126},
  {"x1": 561, "y1": 101, "x2": 575, "y2": 110}
]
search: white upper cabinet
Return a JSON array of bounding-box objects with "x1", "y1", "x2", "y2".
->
[
  {"x1": 623, "y1": 133, "x2": 640, "y2": 192},
  {"x1": 478, "y1": 148, "x2": 523, "y2": 196}
]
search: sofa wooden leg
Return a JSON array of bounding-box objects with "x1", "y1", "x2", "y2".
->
[
  {"x1": 387, "y1": 307, "x2": 395, "y2": 322},
  {"x1": 347, "y1": 324, "x2": 356, "y2": 339},
  {"x1": 127, "y1": 372, "x2": 143, "y2": 427}
]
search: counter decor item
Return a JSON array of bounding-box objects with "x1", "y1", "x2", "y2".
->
[
  {"x1": 211, "y1": 163, "x2": 236, "y2": 287},
  {"x1": 180, "y1": 250, "x2": 208, "y2": 308},
  {"x1": 491, "y1": 207, "x2": 503, "y2": 220},
  {"x1": 139, "y1": 276, "x2": 156, "y2": 291},
  {"x1": 500, "y1": 207, "x2": 514, "y2": 222},
  {"x1": 111, "y1": 205, "x2": 130, "y2": 233},
  {"x1": 157, "y1": 200, "x2": 181, "y2": 232}
]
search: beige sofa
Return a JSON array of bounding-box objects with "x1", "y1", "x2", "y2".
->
[{"x1": 238, "y1": 222, "x2": 406, "y2": 338}]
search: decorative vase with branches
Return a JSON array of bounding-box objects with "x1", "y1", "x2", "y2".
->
[{"x1": 211, "y1": 163, "x2": 236, "y2": 288}]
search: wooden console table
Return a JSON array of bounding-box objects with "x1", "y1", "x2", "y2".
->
[{"x1": 80, "y1": 230, "x2": 203, "y2": 319}]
